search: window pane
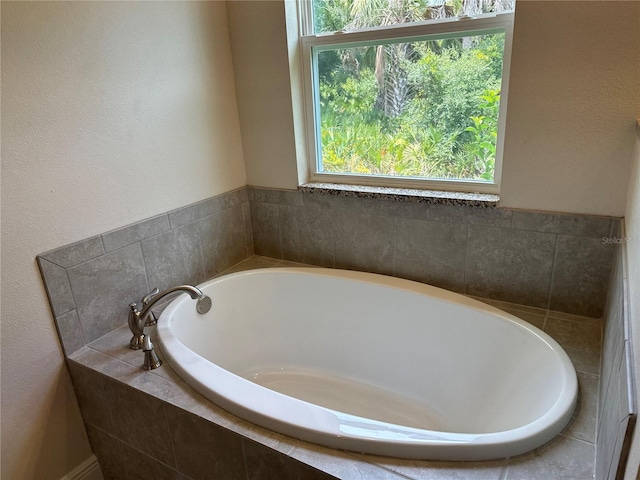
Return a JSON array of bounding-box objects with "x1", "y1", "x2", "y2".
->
[
  {"x1": 316, "y1": 33, "x2": 505, "y2": 182},
  {"x1": 313, "y1": 0, "x2": 515, "y2": 35}
]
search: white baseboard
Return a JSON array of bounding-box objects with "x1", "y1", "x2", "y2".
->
[{"x1": 60, "y1": 455, "x2": 103, "y2": 480}]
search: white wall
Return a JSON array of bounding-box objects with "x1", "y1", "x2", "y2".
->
[
  {"x1": 227, "y1": 0, "x2": 300, "y2": 189},
  {"x1": 231, "y1": 0, "x2": 640, "y2": 217},
  {"x1": 500, "y1": 0, "x2": 640, "y2": 216},
  {"x1": 1, "y1": 2, "x2": 246, "y2": 478}
]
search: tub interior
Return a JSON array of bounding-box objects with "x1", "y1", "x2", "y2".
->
[
  {"x1": 167, "y1": 270, "x2": 567, "y2": 435},
  {"x1": 244, "y1": 366, "x2": 449, "y2": 430}
]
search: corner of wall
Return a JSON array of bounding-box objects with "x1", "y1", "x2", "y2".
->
[{"x1": 622, "y1": 138, "x2": 640, "y2": 480}]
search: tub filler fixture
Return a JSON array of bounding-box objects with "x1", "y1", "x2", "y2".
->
[
  {"x1": 156, "y1": 268, "x2": 577, "y2": 461},
  {"x1": 127, "y1": 285, "x2": 212, "y2": 370}
]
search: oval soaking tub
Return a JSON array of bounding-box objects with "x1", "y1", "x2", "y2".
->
[{"x1": 156, "y1": 267, "x2": 577, "y2": 461}]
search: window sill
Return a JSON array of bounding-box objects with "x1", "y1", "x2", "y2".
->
[{"x1": 298, "y1": 182, "x2": 499, "y2": 208}]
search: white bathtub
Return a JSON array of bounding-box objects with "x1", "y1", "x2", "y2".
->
[{"x1": 156, "y1": 267, "x2": 577, "y2": 461}]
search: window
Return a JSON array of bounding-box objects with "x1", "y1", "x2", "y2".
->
[{"x1": 299, "y1": 0, "x2": 515, "y2": 194}]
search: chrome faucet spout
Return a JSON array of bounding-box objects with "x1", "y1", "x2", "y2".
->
[
  {"x1": 127, "y1": 285, "x2": 212, "y2": 358},
  {"x1": 137, "y1": 285, "x2": 206, "y2": 321}
]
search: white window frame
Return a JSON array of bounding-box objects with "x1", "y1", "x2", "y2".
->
[{"x1": 298, "y1": 3, "x2": 514, "y2": 194}]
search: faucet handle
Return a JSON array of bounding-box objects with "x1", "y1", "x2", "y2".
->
[
  {"x1": 141, "y1": 288, "x2": 160, "y2": 306},
  {"x1": 141, "y1": 288, "x2": 160, "y2": 327},
  {"x1": 128, "y1": 303, "x2": 145, "y2": 350}
]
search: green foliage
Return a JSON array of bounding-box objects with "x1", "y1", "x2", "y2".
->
[
  {"x1": 318, "y1": 33, "x2": 505, "y2": 182},
  {"x1": 313, "y1": 0, "x2": 352, "y2": 33},
  {"x1": 313, "y1": 0, "x2": 507, "y2": 182},
  {"x1": 349, "y1": 0, "x2": 429, "y2": 28},
  {"x1": 319, "y1": 68, "x2": 379, "y2": 120},
  {"x1": 406, "y1": 43, "x2": 502, "y2": 140},
  {"x1": 462, "y1": 89, "x2": 500, "y2": 181}
]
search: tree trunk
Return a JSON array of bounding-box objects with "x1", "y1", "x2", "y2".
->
[
  {"x1": 375, "y1": 43, "x2": 410, "y2": 117},
  {"x1": 462, "y1": 0, "x2": 482, "y2": 16}
]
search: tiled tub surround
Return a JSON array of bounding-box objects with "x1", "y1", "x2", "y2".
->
[
  {"x1": 250, "y1": 186, "x2": 619, "y2": 318},
  {"x1": 596, "y1": 236, "x2": 637, "y2": 480},
  {"x1": 36, "y1": 187, "x2": 615, "y2": 478},
  {"x1": 66, "y1": 255, "x2": 601, "y2": 480},
  {"x1": 38, "y1": 187, "x2": 253, "y2": 357}
]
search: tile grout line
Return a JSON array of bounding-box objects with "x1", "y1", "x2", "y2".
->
[
  {"x1": 546, "y1": 233, "x2": 560, "y2": 312},
  {"x1": 463, "y1": 222, "x2": 472, "y2": 295},
  {"x1": 499, "y1": 463, "x2": 509, "y2": 480},
  {"x1": 137, "y1": 242, "x2": 153, "y2": 306},
  {"x1": 195, "y1": 218, "x2": 208, "y2": 282},
  {"x1": 240, "y1": 438, "x2": 251, "y2": 480},
  {"x1": 276, "y1": 203, "x2": 284, "y2": 260},
  {"x1": 160, "y1": 402, "x2": 180, "y2": 470},
  {"x1": 91, "y1": 419, "x2": 184, "y2": 477},
  {"x1": 392, "y1": 217, "x2": 397, "y2": 277},
  {"x1": 462, "y1": 222, "x2": 469, "y2": 294},
  {"x1": 243, "y1": 202, "x2": 254, "y2": 259}
]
